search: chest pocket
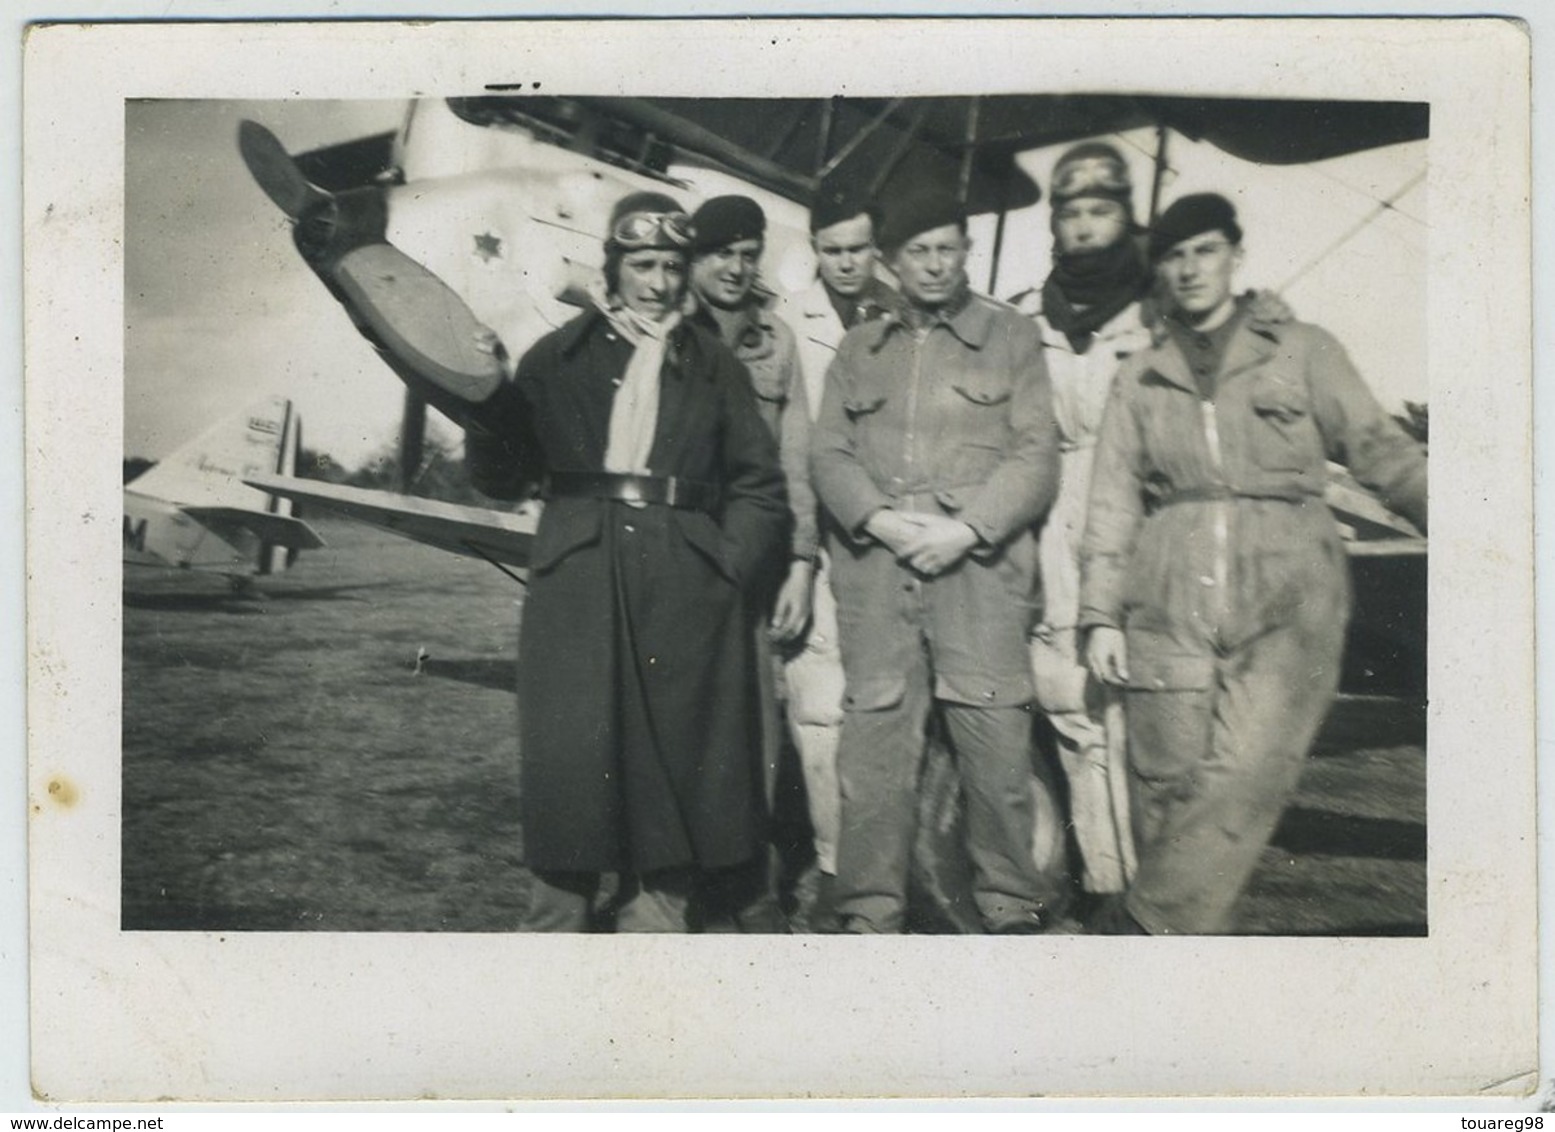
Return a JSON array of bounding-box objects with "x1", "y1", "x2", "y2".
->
[
  {"x1": 951, "y1": 374, "x2": 1014, "y2": 408},
  {"x1": 735, "y1": 324, "x2": 788, "y2": 404},
  {"x1": 1246, "y1": 369, "x2": 1318, "y2": 473},
  {"x1": 949, "y1": 373, "x2": 1015, "y2": 455},
  {"x1": 744, "y1": 354, "x2": 789, "y2": 405},
  {"x1": 842, "y1": 387, "x2": 888, "y2": 419},
  {"x1": 945, "y1": 374, "x2": 1014, "y2": 483}
]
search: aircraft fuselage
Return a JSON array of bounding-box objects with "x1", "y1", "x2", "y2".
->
[{"x1": 123, "y1": 489, "x2": 260, "y2": 573}]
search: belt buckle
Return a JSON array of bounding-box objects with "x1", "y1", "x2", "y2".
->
[{"x1": 663, "y1": 475, "x2": 681, "y2": 507}]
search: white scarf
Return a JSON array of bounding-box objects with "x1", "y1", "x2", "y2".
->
[{"x1": 592, "y1": 283, "x2": 682, "y2": 476}]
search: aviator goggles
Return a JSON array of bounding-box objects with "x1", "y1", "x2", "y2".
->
[
  {"x1": 609, "y1": 211, "x2": 695, "y2": 250},
  {"x1": 1051, "y1": 155, "x2": 1131, "y2": 201}
]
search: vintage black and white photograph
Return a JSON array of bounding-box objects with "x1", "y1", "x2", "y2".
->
[
  {"x1": 25, "y1": 17, "x2": 1534, "y2": 1102},
  {"x1": 118, "y1": 91, "x2": 1430, "y2": 939}
]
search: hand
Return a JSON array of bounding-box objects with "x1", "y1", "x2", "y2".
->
[
  {"x1": 863, "y1": 509, "x2": 929, "y2": 556},
  {"x1": 769, "y1": 559, "x2": 815, "y2": 643},
  {"x1": 1085, "y1": 627, "x2": 1130, "y2": 686},
  {"x1": 899, "y1": 515, "x2": 980, "y2": 576},
  {"x1": 1247, "y1": 288, "x2": 1294, "y2": 325}
]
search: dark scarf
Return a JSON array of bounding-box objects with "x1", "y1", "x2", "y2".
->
[{"x1": 1041, "y1": 238, "x2": 1150, "y2": 354}]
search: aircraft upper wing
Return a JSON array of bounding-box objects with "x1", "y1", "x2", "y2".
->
[
  {"x1": 181, "y1": 505, "x2": 327, "y2": 551},
  {"x1": 245, "y1": 474, "x2": 536, "y2": 568}
]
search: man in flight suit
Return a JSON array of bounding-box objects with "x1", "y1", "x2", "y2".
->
[
  {"x1": 811, "y1": 188, "x2": 1065, "y2": 934},
  {"x1": 1080, "y1": 193, "x2": 1428, "y2": 934}
]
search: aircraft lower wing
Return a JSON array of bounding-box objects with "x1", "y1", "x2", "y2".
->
[
  {"x1": 245, "y1": 474, "x2": 536, "y2": 568},
  {"x1": 181, "y1": 505, "x2": 326, "y2": 550},
  {"x1": 251, "y1": 470, "x2": 1418, "y2": 573},
  {"x1": 1325, "y1": 474, "x2": 1428, "y2": 557}
]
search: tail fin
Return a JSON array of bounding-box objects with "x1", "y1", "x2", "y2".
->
[
  {"x1": 260, "y1": 404, "x2": 304, "y2": 575},
  {"x1": 131, "y1": 395, "x2": 308, "y2": 574}
]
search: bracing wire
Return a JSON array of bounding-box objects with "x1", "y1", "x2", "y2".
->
[{"x1": 1276, "y1": 168, "x2": 1427, "y2": 293}]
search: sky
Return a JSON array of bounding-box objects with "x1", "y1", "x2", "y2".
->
[
  {"x1": 125, "y1": 99, "x2": 413, "y2": 469},
  {"x1": 124, "y1": 98, "x2": 1427, "y2": 470}
]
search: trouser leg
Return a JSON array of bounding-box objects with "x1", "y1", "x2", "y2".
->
[
  {"x1": 520, "y1": 870, "x2": 597, "y2": 932},
  {"x1": 1032, "y1": 626, "x2": 1135, "y2": 894},
  {"x1": 614, "y1": 867, "x2": 695, "y2": 933},
  {"x1": 943, "y1": 703, "x2": 1057, "y2": 931},
  {"x1": 754, "y1": 622, "x2": 783, "y2": 804},
  {"x1": 1050, "y1": 700, "x2": 1133, "y2": 894},
  {"x1": 698, "y1": 852, "x2": 789, "y2": 933},
  {"x1": 785, "y1": 562, "x2": 845, "y2": 875},
  {"x1": 833, "y1": 657, "x2": 932, "y2": 934},
  {"x1": 1124, "y1": 622, "x2": 1343, "y2": 935},
  {"x1": 792, "y1": 722, "x2": 841, "y2": 874}
]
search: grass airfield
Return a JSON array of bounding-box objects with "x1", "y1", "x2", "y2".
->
[{"x1": 122, "y1": 519, "x2": 1426, "y2": 935}]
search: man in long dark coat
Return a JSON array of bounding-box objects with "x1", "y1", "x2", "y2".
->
[{"x1": 473, "y1": 191, "x2": 791, "y2": 931}]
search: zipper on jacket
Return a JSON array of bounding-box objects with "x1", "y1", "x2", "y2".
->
[
  {"x1": 1200, "y1": 398, "x2": 1230, "y2": 632},
  {"x1": 905, "y1": 329, "x2": 925, "y2": 483}
]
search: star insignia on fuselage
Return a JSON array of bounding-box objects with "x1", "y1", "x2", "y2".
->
[{"x1": 473, "y1": 232, "x2": 503, "y2": 262}]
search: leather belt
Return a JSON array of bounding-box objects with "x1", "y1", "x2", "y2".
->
[
  {"x1": 1156, "y1": 484, "x2": 1314, "y2": 508},
  {"x1": 545, "y1": 471, "x2": 719, "y2": 512}
]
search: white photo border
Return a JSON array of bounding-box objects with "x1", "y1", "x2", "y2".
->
[{"x1": 23, "y1": 15, "x2": 1535, "y2": 1103}]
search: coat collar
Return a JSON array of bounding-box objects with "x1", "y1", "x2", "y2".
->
[
  {"x1": 555, "y1": 307, "x2": 608, "y2": 359},
  {"x1": 1033, "y1": 297, "x2": 1151, "y2": 352},
  {"x1": 1143, "y1": 299, "x2": 1284, "y2": 394},
  {"x1": 795, "y1": 277, "x2": 905, "y2": 335},
  {"x1": 866, "y1": 289, "x2": 999, "y2": 353},
  {"x1": 692, "y1": 291, "x2": 781, "y2": 348},
  {"x1": 555, "y1": 306, "x2": 703, "y2": 380}
]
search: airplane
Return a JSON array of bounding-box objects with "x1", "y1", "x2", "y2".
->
[
  {"x1": 124, "y1": 394, "x2": 324, "y2": 591},
  {"x1": 235, "y1": 99, "x2": 818, "y2": 493},
  {"x1": 234, "y1": 95, "x2": 1427, "y2": 563},
  {"x1": 232, "y1": 95, "x2": 1429, "y2": 932}
]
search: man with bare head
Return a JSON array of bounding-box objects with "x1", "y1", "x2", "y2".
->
[{"x1": 773, "y1": 191, "x2": 904, "y2": 899}]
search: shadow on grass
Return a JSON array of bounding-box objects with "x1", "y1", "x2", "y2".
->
[
  {"x1": 124, "y1": 582, "x2": 401, "y2": 613},
  {"x1": 423, "y1": 658, "x2": 519, "y2": 693},
  {"x1": 1242, "y1": 921, "x2": 1428, "y2": 938},
  {"x1": 1269, "y1": 806, "x2": 1426, "y2": 862},
  {"x1": 1311, "y1": 695, "x2": 1427, "y2": 755}
]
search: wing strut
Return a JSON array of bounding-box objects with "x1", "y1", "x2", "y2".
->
[
  {"x1": 1148, "y1": 123, "x2": 1171, "y2": 227},
  {"x1": 462, "y1": 540, "x2": 529, "y2": 586},
  {"x1": 816, "y1": 99, "x2": 905, "y2": 181}
]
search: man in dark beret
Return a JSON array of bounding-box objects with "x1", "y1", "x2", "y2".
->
[
  {"x1": 688, "y1": 201, "x2": 811, "y2": 593},
  {"x1": 1080, "y1": 192, "x2": 1428, "y2": 934},
  {"x1": 686, "y1": 194, "x2": 815, "y2": 931},
  {"x1": 810, "y1": 186, "x2": 1066, "y2": 934}
]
